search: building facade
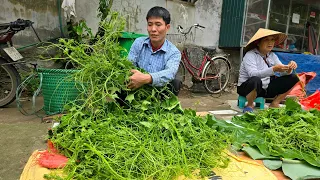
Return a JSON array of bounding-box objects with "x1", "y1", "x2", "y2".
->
[{"x1": 1, "y1": 0, "x2": 224, "y2": 48}]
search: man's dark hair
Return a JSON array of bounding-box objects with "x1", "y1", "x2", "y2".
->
[{"x1": 146, "y1": 6, "x2": 171, "y2": 24}]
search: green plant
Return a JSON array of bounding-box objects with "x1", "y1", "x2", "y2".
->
[
  {"x1": 98, "y1": 0, "x2": 113, "y2": 20},
  {"x1": 92, "y1": 0, "x2": 114, "y2": 44},
  {"x1": 44, "y1": 11, "x2": 231, "y2": 180},
  {"x1": 48, "y1": 106, "x2": 230, "y2": 179},
  {"x1": 67, "y1": 20, "x2": 93, "y2": 43},
  {"x1": 42, "y1": 0, "x2": 114, "y2": 67},
  {"x1": 20, "y1": 71, "x2": 40, "y2": 96},
  {"x1": 231, "y1": 99, "x2": 320, "y2": 167}
]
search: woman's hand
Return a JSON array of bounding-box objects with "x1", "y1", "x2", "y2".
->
[
  {"x1": 128, "y1": 69, "x2": 152, "y2": 89},
  {"x1": 272, "y1": 64, "x2": 289, "y2": 72},
  {"x1": 284, "y1": 61, "x2": 298, "y2": 74}
]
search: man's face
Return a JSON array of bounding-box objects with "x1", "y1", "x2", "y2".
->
[{"x1": 147, "y1": 16, "x2": 170, "y2": 45}]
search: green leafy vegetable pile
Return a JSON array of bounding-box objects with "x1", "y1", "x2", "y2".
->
[
  {"x1": 232, "y1": 99, "x2": 320, "y2": 167},
  {"x1": 46, "y1": 12, "x2": 231, "y2": 179},
  {"x1": 51, "y1": 107, "x2": 230, "y2": 179}
]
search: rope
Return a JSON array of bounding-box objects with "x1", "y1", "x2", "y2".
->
[
  {"x1": 293, "y1": 69, "x2": 307, "y2": 98},
  {"x1": 16, "y1": 71, "x2": 44, "y2": 117}
]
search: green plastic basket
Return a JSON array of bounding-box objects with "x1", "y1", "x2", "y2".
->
[
  {"x1": 37, "y1": 68, "x2": 81, "y2": 115},
  {"x1": 119, "y1": 32, "x2": 147, "y2": 57}
]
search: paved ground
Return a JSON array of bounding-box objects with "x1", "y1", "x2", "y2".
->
[
  {"x1": 0, "y1": 100, "x2": 50, "y2": 180},
  {"x1": 0, "y1": 89, "x2": 238, "y2": 180}
]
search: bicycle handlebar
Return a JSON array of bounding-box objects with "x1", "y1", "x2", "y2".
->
[
  {"x1": 0, "y1": 19, "x2": 33, "y2": 33},
  {"x1": 0, "y1": 19, "x2": 41, "y2": 43},
  {"x1": 177, "y1": 23, "x2": 206, "y2": 35},
  {"x1": 10, "y1": 19, "x2": 33, "y2": 31}
]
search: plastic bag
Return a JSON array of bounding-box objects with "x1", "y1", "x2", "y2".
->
[
  {"x1": 36, "y1": 140, "x2": 68, "y2": 169},
  {"x1": 288, "y1": 72, "x2": 316, "y2": 99},
  {"x1": 37, "y1": 151, "x2": 68, "y2": 169},
  {"x1": 300, "y1": 89, "x2": 320, "y2": 110}
]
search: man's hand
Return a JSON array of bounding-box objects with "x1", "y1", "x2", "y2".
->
[
  {"x1": 128, "y1": 69, "x2": 152, "y2": 89},
  {"x1": 272, "y1": 64, "x2": 289, "y2": 72},
  {"x1": 287, "y1": 61, "x2": 298, "y2": 74}
]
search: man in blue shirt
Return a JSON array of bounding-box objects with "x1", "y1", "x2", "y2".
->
[{"x1": 127, "y1": 6, "x2": 182, "y2": 95}]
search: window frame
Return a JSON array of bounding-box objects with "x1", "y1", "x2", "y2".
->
[{"x1": 166, "y1": 0, "x2": 198, "y2": 5}]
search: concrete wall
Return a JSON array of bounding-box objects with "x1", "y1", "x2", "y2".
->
[
  {"x1": 195, "y1": 0, "x2": 222, "y2": 47},
  {"x1": 0, "y1": 0, "x2": 62, "y2": 47},
  {"x1": 0, "y1": 0, "x2": 223, "y2": 49},
  {"x1": 75, "y1": 0, "x2": 222, "y2": 47}
]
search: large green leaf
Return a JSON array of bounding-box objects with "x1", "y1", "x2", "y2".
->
[
  {"x1": 263, "y1": 160, "x2": 282, "y2": 170},
  {"x1": 242, "y1": 146, "x2": 278, "y2": 160},
  {"x1": 229, "y1": 99, "x2": 320, "y2": 168},
  {"x1": 282, "y1": 159, "x2": 320, "y2": 180}
]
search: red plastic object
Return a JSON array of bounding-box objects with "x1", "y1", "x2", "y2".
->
[
  {"x1": 300, "y1": 90, "x2": 320, "y2": 110},
  {"x1": 36, "y1": 140, "x2": 68, "y2": 169},
  {"x1": 288, "y1": 72, "x2": 316, "y2": 99}
]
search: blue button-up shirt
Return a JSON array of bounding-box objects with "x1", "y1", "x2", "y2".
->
[{"x1": 128, "y1": 37, "x2": 181, "y2": 87}]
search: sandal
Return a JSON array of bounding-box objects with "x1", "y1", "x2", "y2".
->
[
  {"x1": 269, "y1": 104, "x2": 280, "y2": 108},
  {"x1": 243, "y1": 106, "x2": 254, "y2": 113}
]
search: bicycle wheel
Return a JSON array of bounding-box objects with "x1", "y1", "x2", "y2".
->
[
  {"x1": 202, "y1": 58, "x2": 230, "y2": 94},
  {"x1": 175, "y1": 61, "x2": 186, "y2": 84},
  {"x1": 0, "y1": 58, "x2": 21, "y2": 107}
]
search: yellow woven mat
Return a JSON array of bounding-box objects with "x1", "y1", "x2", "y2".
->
[
  {"x1": 21, "y1": 150, "x2": 277, "y2": 180},
  {"x1": 20, "y1": 150, "x2": 64, "y2": 180}
]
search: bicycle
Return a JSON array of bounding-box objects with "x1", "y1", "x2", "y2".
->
[
  {"x1": 0, "y1": 19, "x2": 41, "y2": 107},
  {"x1": 175, "y1": 24, "x2": 231, "y2": 94}
]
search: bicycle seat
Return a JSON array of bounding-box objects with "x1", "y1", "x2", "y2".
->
[{"x1": 202, "y1": 46, "x2": 216, "y2": 53}]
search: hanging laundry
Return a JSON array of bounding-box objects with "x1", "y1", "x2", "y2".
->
[{"x1": 61, "y1": 0, "x2": 76, "y2": 21}]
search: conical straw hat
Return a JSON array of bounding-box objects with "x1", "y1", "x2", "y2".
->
[{"x1": 245, "y1": 28, "x2": 287, "y2": 51}]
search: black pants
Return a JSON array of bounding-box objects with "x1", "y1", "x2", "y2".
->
[
  {"x1": 237, "y1": 74, "x2": 299, "y2": 98},
  {"x1": 167, "y1": 79, "x2": 182, "y2": 96},
  {"x1": 116, "y1": 79, "x2": 182, "y2": 106}
]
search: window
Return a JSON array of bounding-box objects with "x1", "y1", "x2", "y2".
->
[
  {"x1": 270, "y1": 0, "x2": 320, "y2": 53},
  {"x1": 243, "y1": 0, "x2": 269, "y2": 45},
  {"x1": 243, "y1": 0, "x2": 320, "y2": 53},
  {"x1": 180, "y1": 0, "x2": 197, "y2": 3},
  {"x1": 167, "y1": 0, "x2": 198, "y2": 5}
]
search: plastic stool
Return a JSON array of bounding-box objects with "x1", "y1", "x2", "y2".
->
[{"x1": 238, "y1": 96, "x2": 265, "y2": 109}]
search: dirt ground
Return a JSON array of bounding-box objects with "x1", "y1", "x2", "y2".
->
[{"x1": 0, "y1": 88, "x2": 238, "y2": 180}]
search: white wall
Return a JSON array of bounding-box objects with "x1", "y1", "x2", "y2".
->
[
  {"x1": 74, "y1": 0, "x2": 100, "y2": 34},
  {"x1": 75, "y1": 0, "x2": 222, "y2": 47},
  {"x1": 195, "y1": 0, "x2": 222, "y2": 47},
  {"x1": 0, "y1": 0, "x2": 61, "y2": 46},
  {"x1": 0, "y1": 0, "x2": 223, "y2": 47}
]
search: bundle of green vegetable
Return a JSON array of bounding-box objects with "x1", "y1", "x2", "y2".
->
[
  {"x1": 49, "y1": 106, "x2": 230, "y2": 179},
  {"x1": 46, "y1": 12, "x2": 231, "y2": 179},
  {"x1": 232, "y1": 99, "x2": 320, "y2": 167}
]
